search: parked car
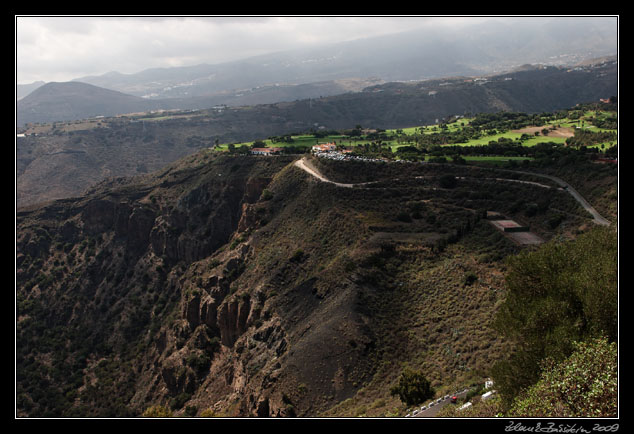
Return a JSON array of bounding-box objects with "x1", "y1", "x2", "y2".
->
[{"x1": 450, "y1": 396, "x2": 457, "y2": 404}]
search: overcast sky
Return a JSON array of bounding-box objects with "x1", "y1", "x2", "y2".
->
[{"x1": 15, "y1": 15, "x2": 513, "y2": 84}]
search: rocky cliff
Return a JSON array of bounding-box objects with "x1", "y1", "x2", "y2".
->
[{"x1": 16, "y1": 153, "x2": 297, "y2": 416}]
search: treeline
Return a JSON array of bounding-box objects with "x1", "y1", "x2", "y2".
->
[
  {"x1": 226, "y1": 143, "x2": 310, "y2": 155},
  {"x1": 387, "y1": 139, "x2": 607, "y2": 164},
  {"x1": 565, "y1": 129, "x2": 617, "y2": 147}
]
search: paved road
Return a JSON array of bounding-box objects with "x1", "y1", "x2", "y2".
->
[
  {"x1": 411, "y1": 389, "x2": 470, "y2": 418},
  {"x1": 294, "y1": 157, "x2": 611, "y2": 227},
  {"x1": 495, "y1": 169, "x2": 611, "y2": 226},
  {"x1": 526, "y1": 172, "x2": 610, "y2": 226}
]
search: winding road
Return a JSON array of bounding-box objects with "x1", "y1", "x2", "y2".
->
[
  {"x1": 294, "y1": 157, "x2": 611, "y2": 227},
  {"x1": 294, "y1": 158, "x2": 355, "y2": 188},
  {"x1": 509, "y1": 170, "x2": 611, "y2": 226}
]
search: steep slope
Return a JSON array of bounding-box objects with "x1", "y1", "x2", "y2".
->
[{"x1": 17, "y1": 147, "x2": 605, "y2": 417}]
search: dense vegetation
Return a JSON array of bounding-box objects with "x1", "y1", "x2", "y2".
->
[
  {"x1": 507, "y1": 337, "x2": 617, "y2": 417},
  {"x1": 491, "y1": 225, "x2": 617, "y2": 408}
]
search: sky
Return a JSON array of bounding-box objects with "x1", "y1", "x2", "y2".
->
[{"x1": 15, "y1": 15, "x2": 503, "y2": 85}]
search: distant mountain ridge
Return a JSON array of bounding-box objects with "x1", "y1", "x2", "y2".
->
[
  {"x1": 16, "y1": 61, "x2": 617, "y2": 208},
  {"x1": 16, "y1": 81, "x2": 166, "y2": 125},
  {"x1": 17, "y1": 81, "x2": 45, "y2": 100},
  {"x1": 17, "y1": 17, "x2": 616, "y2": 105},
  {"x1": 16, "y1": 78, "x2": 384, "y2": 126},
  {"x1": 16, "y1": 55, "x2": 617, "y2": 128},
  {"x1": 67, "y1": 18, "x2": 615, "y2": 100}
]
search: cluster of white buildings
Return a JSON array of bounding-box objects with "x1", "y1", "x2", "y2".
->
[{"x1": 311, "y1": 143, "x2": 337, "y2": 153}]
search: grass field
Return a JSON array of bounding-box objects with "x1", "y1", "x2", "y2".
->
[{"x1": 214, "y1": 109, "x2": 617, "y2": 155}]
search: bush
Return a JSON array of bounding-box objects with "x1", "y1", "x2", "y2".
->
[
  {"x1": 185, "y1": 405, "x2": 198, "y2": 417},
  {"x1": 260, "y1": 189, "x2": 274, "y2": 201},
  {"x1": 390, "y1": 368, "x2": 435, "y2": 406},
  {"x1": 439, "y1": 174, "x2": 457, "y2": 189},
  {"x1": 463, "y1": 272, "x2": 478, "y2": 286},
  {"x1": 169, "y1": 392, "x2": 191, "y2": 410},
  {"x1": 507, "y1": 337, "x2": 617, "y2": 417},
  {"x1": 396, "y1": 211, "x2": 412, "y2": 222},
  {"x1": 142, "y1": 405, "x2": 173, "y2": 417},
  {"x1": 491, "y1": 226, "x2": 617, "y2": 407},
  {"x1": 290, "y1": 249, "x2": 305, "y2": 262}
]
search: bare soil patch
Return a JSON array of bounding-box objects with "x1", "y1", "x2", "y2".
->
[{"x1": 512, "y1": 125, "x2": 574, "y2": 138}]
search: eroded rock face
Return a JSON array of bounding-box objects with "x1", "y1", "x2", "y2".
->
[
  {"x1": 126, "y1": 206, "x2": 156, "y2": 253},
  {"x1": 217, "y1": 297, "x2": 251, "y2": 347},
  {"x1": 15, "y1": 155, "x2": 303, "y2": 418},
  {"x1": 81, "y1": 199, "x2": 116, "y2": 234}
]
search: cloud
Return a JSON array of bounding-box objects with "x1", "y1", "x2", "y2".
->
[
  {"x1": 16, "y1": 16, "x2": 617, "y2": 84},
  {"x1": 16, "y1": 16, "x2": 446, "y2": 84}
]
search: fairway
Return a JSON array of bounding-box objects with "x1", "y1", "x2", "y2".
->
[{"x1": 215, "y1": 107, "x2": 617, "y2": 159}]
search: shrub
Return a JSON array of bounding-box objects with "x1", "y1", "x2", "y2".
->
[
  {"x1": 396, "y1": 211, "x2": 412, "y2": 222},
  {"x1": 439, "y1": 174, "x2": 457, "y2": 189},
  {"x1": 260, "y1": 189, "x2": 274, "y2": 201},
  {"x1": 507, "y1": 337, "x2": 617, "y2": 417},
  {"x1": 290, "y1": 249, "x2": 305, "y2": 262},
  {"x1": 185, "y1": 405, "x2": 198, "y2": 417},
  {"x1": 463, "y1": 272, "x2": 478, "y2": 286},
  {"x1": 491, "y1": 226, "x2": 617, "y2": 407},
  {"x1": 390, "y1": 368, "x2": 435, "y2": 406},
  {"x1": 169, "y1": 392, "x2": 191, "y2": 410},
  {"x1": 142, "y1": 405, "x2": 173, "y2": 417}
]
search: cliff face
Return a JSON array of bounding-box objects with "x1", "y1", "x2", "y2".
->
[{"x1": 16, "y1": 153, "x2": 297, "y2": 417}]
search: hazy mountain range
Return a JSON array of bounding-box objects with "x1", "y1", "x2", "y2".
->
[{"x1": 17, "y1": 17, "x2": 616, "y2": 116}]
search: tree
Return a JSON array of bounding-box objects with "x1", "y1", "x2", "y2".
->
[
  {"x1": 491, "y1": 226, "x2": 617, "y2": 408},
  {"x1": 390, "y1": 369, "x2": 435, "y2": 406}
]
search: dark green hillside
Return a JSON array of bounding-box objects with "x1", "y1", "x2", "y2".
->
[{"x1": 16, "y1": 144, "x2": 614, "y2": 417}]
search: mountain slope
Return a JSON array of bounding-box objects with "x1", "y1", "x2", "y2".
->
[
  {"x1": 17, "y1": 146, "x2": 613, "y2": 417},
  {"x1": 16, "y1": 81, "x2": 165, "y2": 125},
  {"x1": 17, "y1": 81, "x2": 45, "y2": 100}
]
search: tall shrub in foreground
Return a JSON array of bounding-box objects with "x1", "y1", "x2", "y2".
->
[
  {"x1": 508, "y1": 337, "x2": 617, "y2": 417},
  {"x1": 491, "y1": 226, "x2": 617, "y2": 407}
]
